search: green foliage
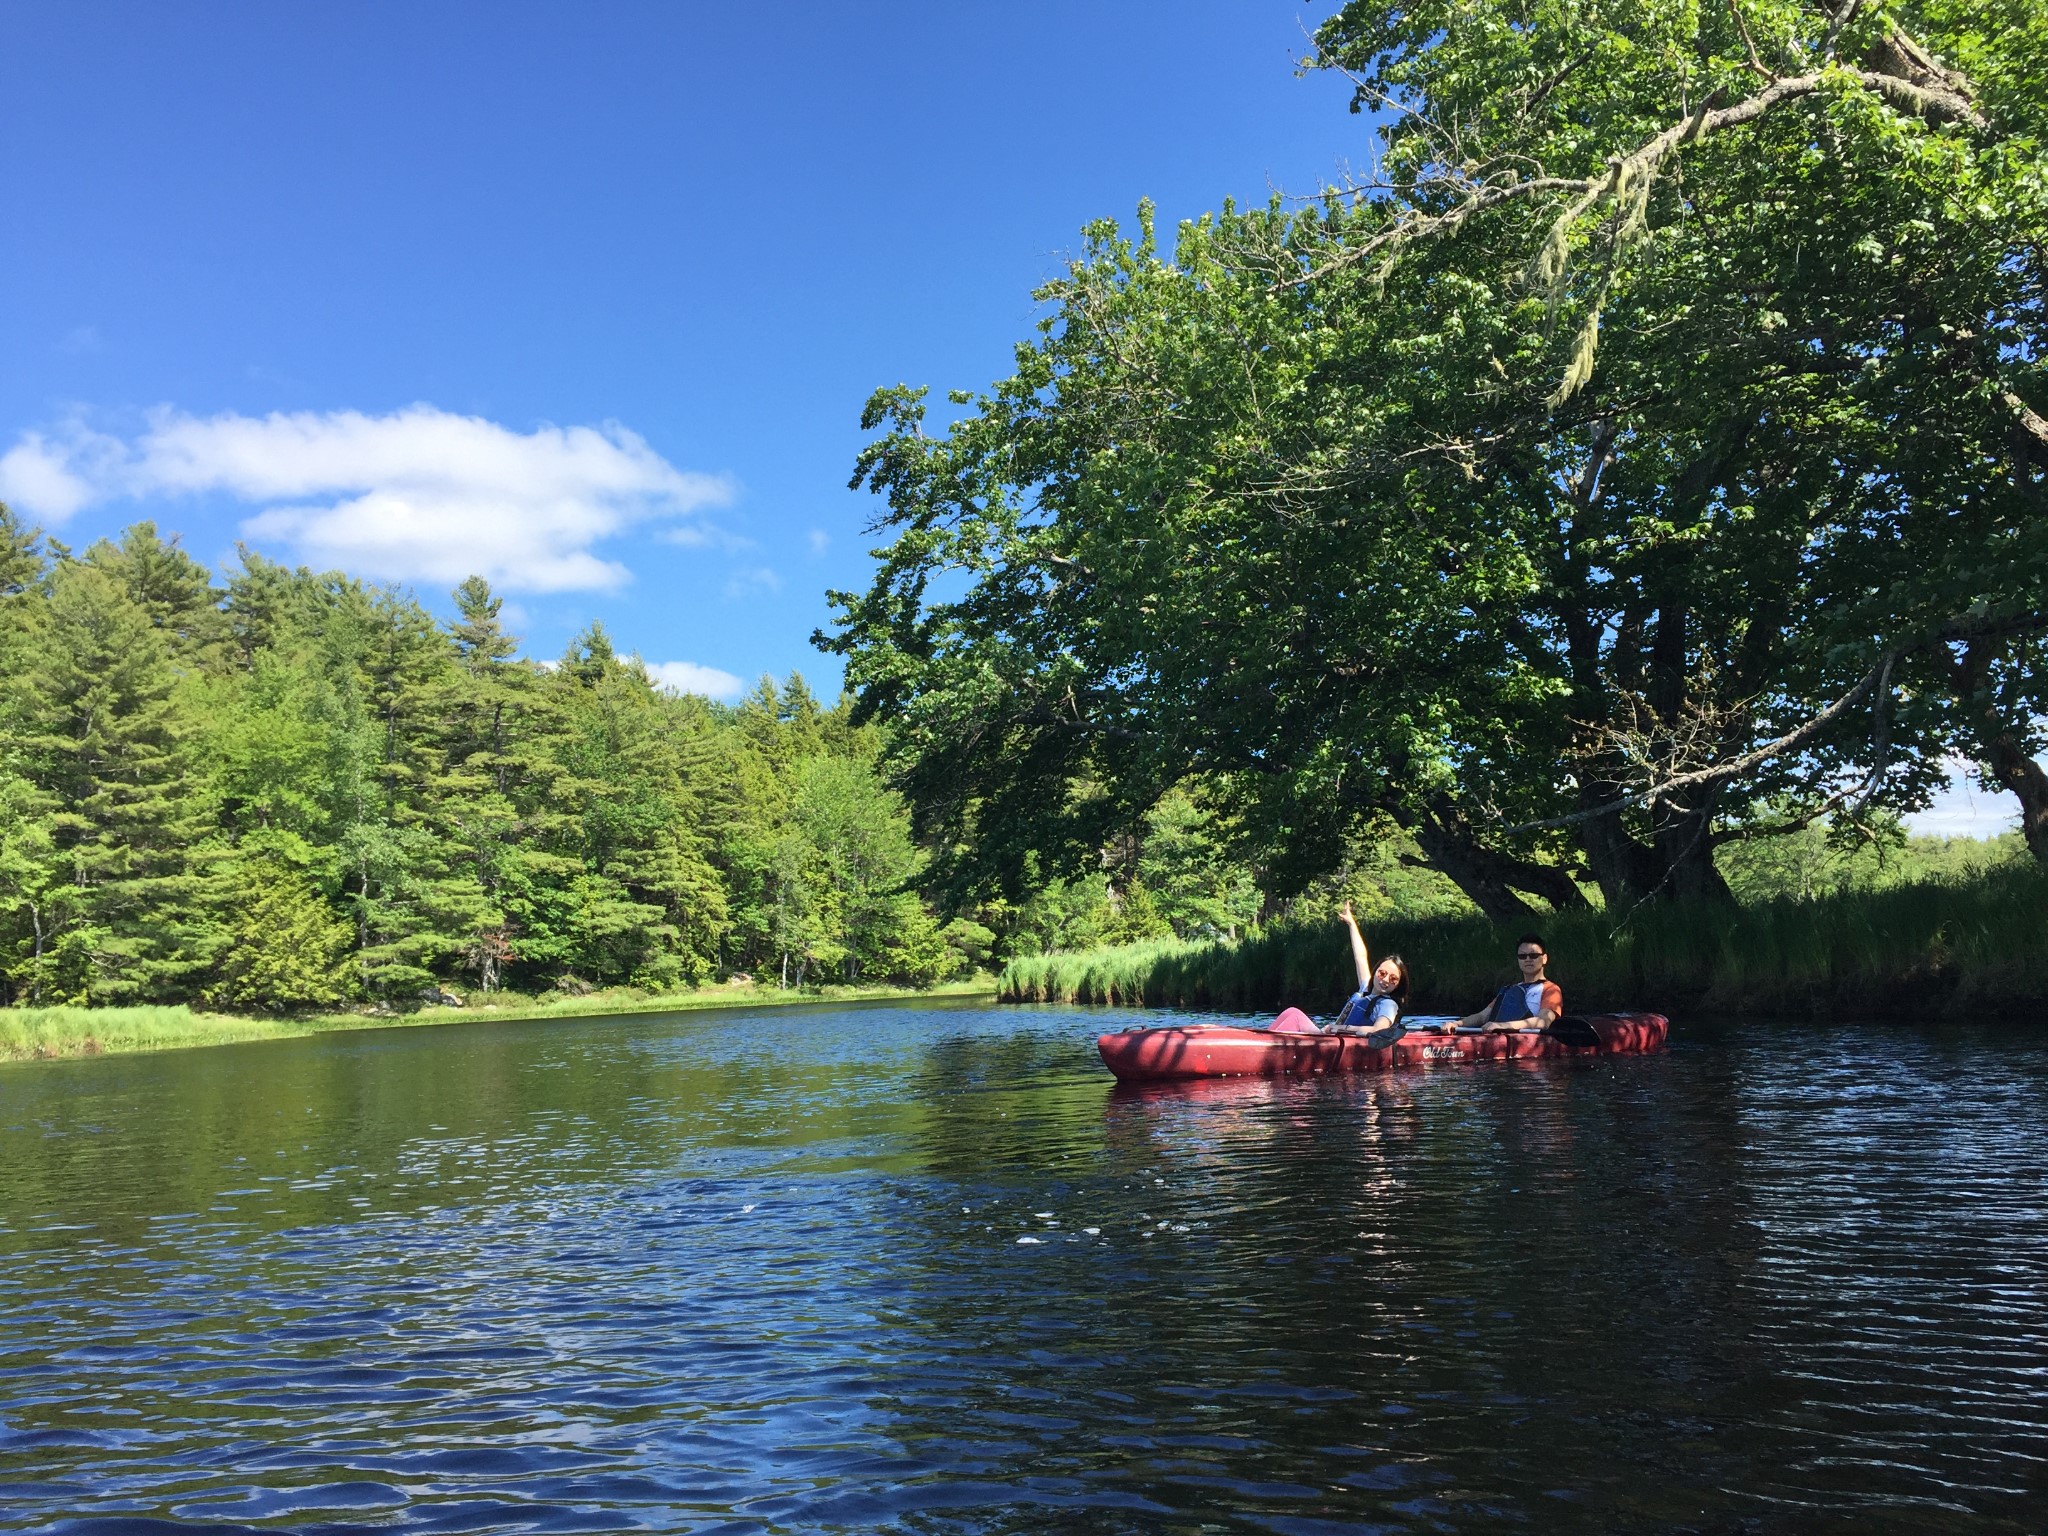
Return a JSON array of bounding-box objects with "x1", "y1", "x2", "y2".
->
[
  {"x1": 0, "y1": 518, "x2": 974, "y2": 1011},
  {"x1": 1287, "y1": 822, "x2": 1482, "y2": 925},
  {"x1": 1000, "y1": 873, "x2": 1118, "y2": 957},
  {"x1": 21, "y1": 560, "x2": 210, "y2": 1002},
  {"x1": 826, "y1": 0, "x2": 2048, "y2": 923},
  {"x1": 1717, "y1": 822, "x2": 2027, "y2": 903},
  {"x1": 1136, "y1": 788, "x2": 1263, "y2": 939},
  {"x1": 1003, "y1": 859, "x2": 2048, "y2": 1020},
  {"x1": 208, "y1": 838, "x2": 353, "y2": 1011}
]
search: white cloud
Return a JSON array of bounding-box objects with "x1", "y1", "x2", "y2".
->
[
  {"x1": 661, "y1": 522, "x2": 755, "y2": 552},
  {"x1": 807, "y1": 527, "x2": 830, "y2": 555},
  {"x1": 0, "y1": 430, "x2": 104, "y2": 520},
  {"x1": 0, "y1": 405, "x2": 735, "y2": 593},
  {"x1": 725, "y1": 565, "x2": 782, "y2": 599},
  {"x1": 645, "y1": 659, "x2": 745, "y2": 700}
]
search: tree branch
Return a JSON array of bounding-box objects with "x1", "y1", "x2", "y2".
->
[
  {"x1": 2002, "y1": 390, "x2": 2048, "y2": 451},
  {"x1": 1729, "y1": 0, "x2": 1772, "y2": 80},
  {"x1": 1500, "y1": 611, "x2": 2048, "y2": 835},
  {"x1": 1821, "y1": 0, "x2": 1865, "y2": 64},
  {"x1": 1282, "y1": 42, "x2": 1990, "y2": 294}
]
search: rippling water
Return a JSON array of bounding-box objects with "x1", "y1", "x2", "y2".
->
[{"x1": 3, "y1": 1003, "x2": 2045, "y2": 1533}]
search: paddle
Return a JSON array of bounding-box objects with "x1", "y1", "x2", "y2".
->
[{"x1": 1543, "y1": 1014, "x2": 1602, "y2": 1048}]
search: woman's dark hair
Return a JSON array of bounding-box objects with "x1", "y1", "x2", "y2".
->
[
  {"x1": 1378, "y1": 953, "x2": 1411, "y2": 1005},
  {"x1": 1516, "y1": 932, "x2": 1546, "y2": 953}
]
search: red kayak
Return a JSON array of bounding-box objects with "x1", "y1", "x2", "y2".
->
[{"x1": 1096, "y1": 1010, "x2": 1669, "y2": 1082}]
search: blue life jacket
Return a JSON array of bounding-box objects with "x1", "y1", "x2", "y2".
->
[
  {"x1": 1490, "y1": 981, "x2": 1552, "y2": 1023},
  {"x1": 1334, "y1": 991, "x2": 1401, "y2": 1032}
]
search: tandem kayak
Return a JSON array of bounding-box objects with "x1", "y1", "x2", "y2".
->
[{"x1": 1095, "y1": 1010, "x2": 1669, "y2": 1082}]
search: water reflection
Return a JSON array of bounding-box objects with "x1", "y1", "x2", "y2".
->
[{"x1": 1, "y1": 1004, "x2": 2044, "y2": 1532}]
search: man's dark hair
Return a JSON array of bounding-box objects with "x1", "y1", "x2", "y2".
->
[{"x1": 1516, "y1": 933, "x2": 1546, "y2": 952}]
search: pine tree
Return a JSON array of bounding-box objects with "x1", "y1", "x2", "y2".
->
[
  {"x1": 0, "y1": 505, "x2": 44, "y2": 599},
  {"x1": 21, "y1": 562, "x2": 208, "y2": 1001},
  {"x1": 222, "y1": 546, "x2": 305, "y2": 668},
  {"x1": 87, "y1": 522, "x2": 228, "y2": 665},
  {"x1": 208, "y1": 837, "x2": 353, "y2": 1011},
  {"x1": 0, "y1": 767, "x2": 60, "y2": 1004},
  {"x1": 428, "y1": 577, "x2": 571, "y2": 993},
  {"x1": 450, "y1": 575, "x2": 517, "y2": 671},
  {"x1": 536, "y1": 636, "x2": 728, "y2": 986}
]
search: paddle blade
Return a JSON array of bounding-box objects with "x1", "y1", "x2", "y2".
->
[{"x1": 1545, "y1": 1015, "x2": 1602, "y2": 1048}]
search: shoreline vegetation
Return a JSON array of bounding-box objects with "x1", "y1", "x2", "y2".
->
[
  {"x1": 0, "y1": 520, "x2": 1009, "y2": 1019},
  {"x1": 0, "y1": 978, "x2": 996, "y2": 1064},
  {"x1": 999, "y1": 863, "x2": 2048, "y2": 1021}
]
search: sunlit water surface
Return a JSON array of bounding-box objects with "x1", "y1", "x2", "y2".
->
[{"x1": 3, "y1": 1003, "x2": 2045, "y2": 1534}]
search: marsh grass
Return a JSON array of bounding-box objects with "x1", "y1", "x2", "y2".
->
[
  {"x1": 1, "y1": 978, "x2": 998, "y2": 1063},
  {"x1": 1000, "y1": 862, "x2": 2048, "y2": 1019},
  {"x1": 0, "y1": 1004, "x2": 284, "y2": 1061}
]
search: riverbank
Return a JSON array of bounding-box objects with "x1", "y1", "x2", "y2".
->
[
  {"x1": 0, "y1": 979, "x2": 997, "y2": 1063},
  {"x1": 1000, "y1": 861, "x2": 2048, "y2": 1019}
]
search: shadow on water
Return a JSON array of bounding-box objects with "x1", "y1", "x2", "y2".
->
[{"x1": 1, "y1": 1004, "x2": 2044, "y2": 1533}]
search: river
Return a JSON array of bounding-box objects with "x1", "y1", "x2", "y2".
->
[{"x1": 2, "y1": 1003, "x2": 2044, "y2": 1533}]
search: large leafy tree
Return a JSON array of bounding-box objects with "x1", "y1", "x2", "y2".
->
[{"x1": 823, "y1": 0, "x2": 2048, "y2": 914}]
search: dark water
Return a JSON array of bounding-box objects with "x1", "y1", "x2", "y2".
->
[{"x1": 3, "y1": 1005, "x2": 2046, "y2": 1534}]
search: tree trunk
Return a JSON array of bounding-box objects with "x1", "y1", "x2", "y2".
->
[
  {"x1": 1950, "y1": 640, "x2": 2048, "y2": 864},
  {"x1": 1983, "y1": 730, "x2": 2048, "y2": 863},
  {"x1": 1408, "y1": 803, "x2": 1592, "y2": 922},
  {"x1": 1570, "y1": 775, "x2": 1735, "y2": 909},
  {"x1": 1574, "y1": 784, "x2": 1659, "y2": 908},
  {"x1": 1650, "y1": 802, "x2": 1735, "y2": 904},
  {"x1": 1409, "y1": 818, "x2": 1537, "y2": 920}
]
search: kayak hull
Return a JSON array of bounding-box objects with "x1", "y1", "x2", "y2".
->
[{"x1": 1095, "y1": 1012, "x2": 1668, "y2": 1082}]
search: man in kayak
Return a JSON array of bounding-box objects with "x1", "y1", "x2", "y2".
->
[
  {"x1": 1459, "y1": 934, "x2": 1562, "y2": 1032},
  {"x1": 1330, "y1": 901, "x2": 1410, "y2": 1045}
]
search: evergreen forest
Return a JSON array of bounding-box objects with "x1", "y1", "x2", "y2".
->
[{"x1": 0, "y1": 514, "x2": 1015, "y2": 1011}]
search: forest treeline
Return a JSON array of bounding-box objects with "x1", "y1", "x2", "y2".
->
[
  {"x1": 0, "y1": 508, "x2": 2027, "y2": 1018},
  {"x1": 0, "y1": 510, "x2": 1473, "y2": 1016},
  {"x1": 0, "y1": 513, "x2": 1022, "y2": 1012}
]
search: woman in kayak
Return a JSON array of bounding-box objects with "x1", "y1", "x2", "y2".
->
[{"x1": 1330, "y1": 901, "x2": 1409, "y2": 1043}]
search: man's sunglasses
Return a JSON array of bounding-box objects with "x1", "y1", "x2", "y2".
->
[{"x1": 1516, "y1": 950, "x2": 1545, "y2": 960}]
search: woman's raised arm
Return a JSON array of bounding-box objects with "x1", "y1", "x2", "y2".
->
[{"x1": 1338, "y1": 901, "x2": 1371, "y2": 991}]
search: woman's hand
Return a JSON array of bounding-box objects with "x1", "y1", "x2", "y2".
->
[{"x1": 1340, "y1": 900, "x2": 1370, "y2": 991}]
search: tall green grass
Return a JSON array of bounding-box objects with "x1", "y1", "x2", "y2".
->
[
  {"x1": 0, "y1": 1005, "x2": 287, "y2": 1061},
  {"x1": 1000, "y1": 861, "x2": 2048, "y2": 1019},
  {"x1": 1, "y1": 978, "x2": 999, "y2": 1064}
]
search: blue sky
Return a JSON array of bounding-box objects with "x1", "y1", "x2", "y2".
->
[
  {"x1": 0, "y1": 2, "x2": 2015, "y2": 836},
  {"x1": 1, "y1": 1, "x2": 1358, "y2": 694}
]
